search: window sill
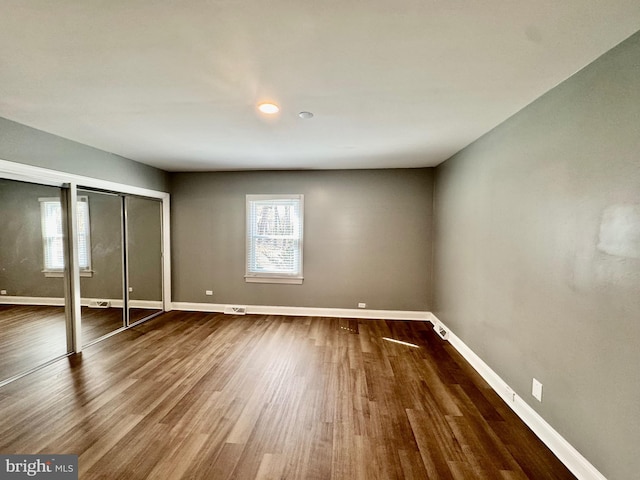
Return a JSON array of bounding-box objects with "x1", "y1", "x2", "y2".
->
[
  {"x1": 245, "y1": 276, "x2": 303, "y2": 285},
  {"x1": 43, "y1": 270, "x2": 94, "y2": 278}
]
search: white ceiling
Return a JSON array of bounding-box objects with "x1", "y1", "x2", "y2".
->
[{"x1": 1, "y1": 1, "x2": 639, "y2": 172}]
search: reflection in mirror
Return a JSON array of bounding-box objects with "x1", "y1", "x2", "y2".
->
[
  {"x1": 0, "y1": 178, "x2": 69, "y2": 382},
  {"x1": 78, "y1": 189, "x2": 125, "y2": 345},
  {"x1": 126, "y1": 196, "x2": 163, "y2": 324}
]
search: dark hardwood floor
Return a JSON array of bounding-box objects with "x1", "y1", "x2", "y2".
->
[
  {"x1": 0, "y1": 304, "x2": 68, "y2": 380},
  {"x1": 0, "y1": 305, "x2": 156, "y2": 381},
  {"x1": 81, "y1": 306, "x2": 125, "y2": 344},
  {"x1": 0, "y1": 311, "x2": 576, "y2": 479}
]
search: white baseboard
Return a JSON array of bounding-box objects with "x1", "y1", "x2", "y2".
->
[
  {"x1": 171, "y1": 302, "x2": 431, "y2": 321},
  {"x1": 430, "y1": 314, "x2": 607, "y2": 480},
  {"x1": 0, "y1": 296, "x2": 162, "y2": 310},
  {"x1": 0, "y1": 296, "x2": 65, "y2": 306},
  {"x1": 128, "y1": 300, "x2": 163, "y2": 310}
]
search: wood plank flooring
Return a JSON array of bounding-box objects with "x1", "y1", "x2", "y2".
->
[
  {"x1": 0, "y1": 305, "x2": 156, "y2": 381},
  {"x1": 0, "y1": 304, "x2": 68, "y2": 380},
  {"x1": 0, "y1": 311, "x2": 576, "y2": 479}
]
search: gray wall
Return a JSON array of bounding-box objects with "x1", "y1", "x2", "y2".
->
[
  {"x1": 78, "y1": 190, "x2": 123, "y2": 300},
  {"x1": 127, "y1": 196, "x2": 163, "y2": 301},
  {"x1": 0, "y1": 179, "x2": 124, "y2": 299},
  {"x1": 0, "y1": 180, "x2": 164, "y2": 302},
  {"x1": 433, "y1": 31, "x2": 640, "y2": 480},
  {"x1": 171, "y1": 169, "x2": 433, "y2": 310},
  {"x1": 0, "y1": 116, "x2": 169, "y2": 192},
  {"x1": 0, "y1": 179, "x2": 65, "y2": 297}
]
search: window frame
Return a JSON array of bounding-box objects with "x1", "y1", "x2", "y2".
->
[
  {"x1": 245, "y1": 194, "x2": 304, "y2": 284},
  {"x1": 39, "y1": 196, "x2": 93, "y2": 277}
]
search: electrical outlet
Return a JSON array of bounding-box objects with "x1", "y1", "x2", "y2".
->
[
  {"x1": 205, "y1": 290, "x2": 213, "y2": 296},
  {"x1": 358, "y1": 302, "x2": 366, "y2": 309},
  {"x1": 0, "y1": 290, "x2": 7, "y2": 295},
  {"x1": 505, "y1": 385, "x2": 516, "y2": 403},
  {"x1": 128, "y1": 287, "x2": 133, "y2": 292},
  {"x1": 532, "y1": 378, "x2": 543, "y2": 402}
]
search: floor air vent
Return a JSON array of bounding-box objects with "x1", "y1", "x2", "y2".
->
[
  {"x1": 88, "y1": 300, "x2": 110, "y2": 308},
  {"x1": 224, "y1": 305, "x2": 247, "y2": 315},
  {"x1": 433, "y1": 322, "x2": 449, "y2": 340}
]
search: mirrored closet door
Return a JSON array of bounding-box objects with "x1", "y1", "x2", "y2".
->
[
  {"x1": 0, "y1": 178, "x2": 71, "y2": 382},
  {"x1": 126, "y1": 196, "x2": 163, "y2": 324},
  {"x1": 78, "y1": 189, "x2": 126, "y2": 345},
  {"x1": 0, "y1": 171, "x2": 167, "y2": 385},
  {"x1": 78, "y1": 189, "x2": 165, "y2": 344}
]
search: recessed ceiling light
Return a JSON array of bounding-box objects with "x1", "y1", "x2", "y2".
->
[
  {"x1": 298, "y1": 111, "x2": 314, "y2": 119},
  {"x1": 258, "y1": 103, "x2": 280, "y2": 114}
]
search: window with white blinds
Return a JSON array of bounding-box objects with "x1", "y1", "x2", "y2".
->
[
  {"x1": 245, "y1": 194, "x2": 303, "y2": 284},
  {"x1": 39, "y1": 197, "x2": 92, "y2": 273}
]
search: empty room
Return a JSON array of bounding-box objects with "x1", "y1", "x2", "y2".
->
[{"x1": 0, "y1": 2, "x2": 638, "y2": 480}]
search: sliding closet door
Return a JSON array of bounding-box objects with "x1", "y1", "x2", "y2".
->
[
  {"x1": 0, "y1": 178, "x2": 70, "y2": 382},
  {"x1": 0, "y1": 170, "x2": 168, "y2": 384},
  {"x1": 78, "y1": 189, "x2": 125, "y2": 345},
  {"x1": 126, "y1": 196, "x2": 163, "y2": 324}
]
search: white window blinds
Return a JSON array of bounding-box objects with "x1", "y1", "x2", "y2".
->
[
  {"x1": 246, "y1": 195, "x2": 303, "y2": 283},
  {"x1": 75, "y1": 198, "x2": 91, "y2": 269},
  {"x1": 40, "y1": 197, "x2": 92, "y2": 271},
  {"x1": 40, "y1": 199, "x2": 65, "y2": 270}
]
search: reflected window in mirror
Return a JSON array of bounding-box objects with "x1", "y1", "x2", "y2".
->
[{"x1": 39, "y1": 196, "x2": 93, "y2": 277}]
